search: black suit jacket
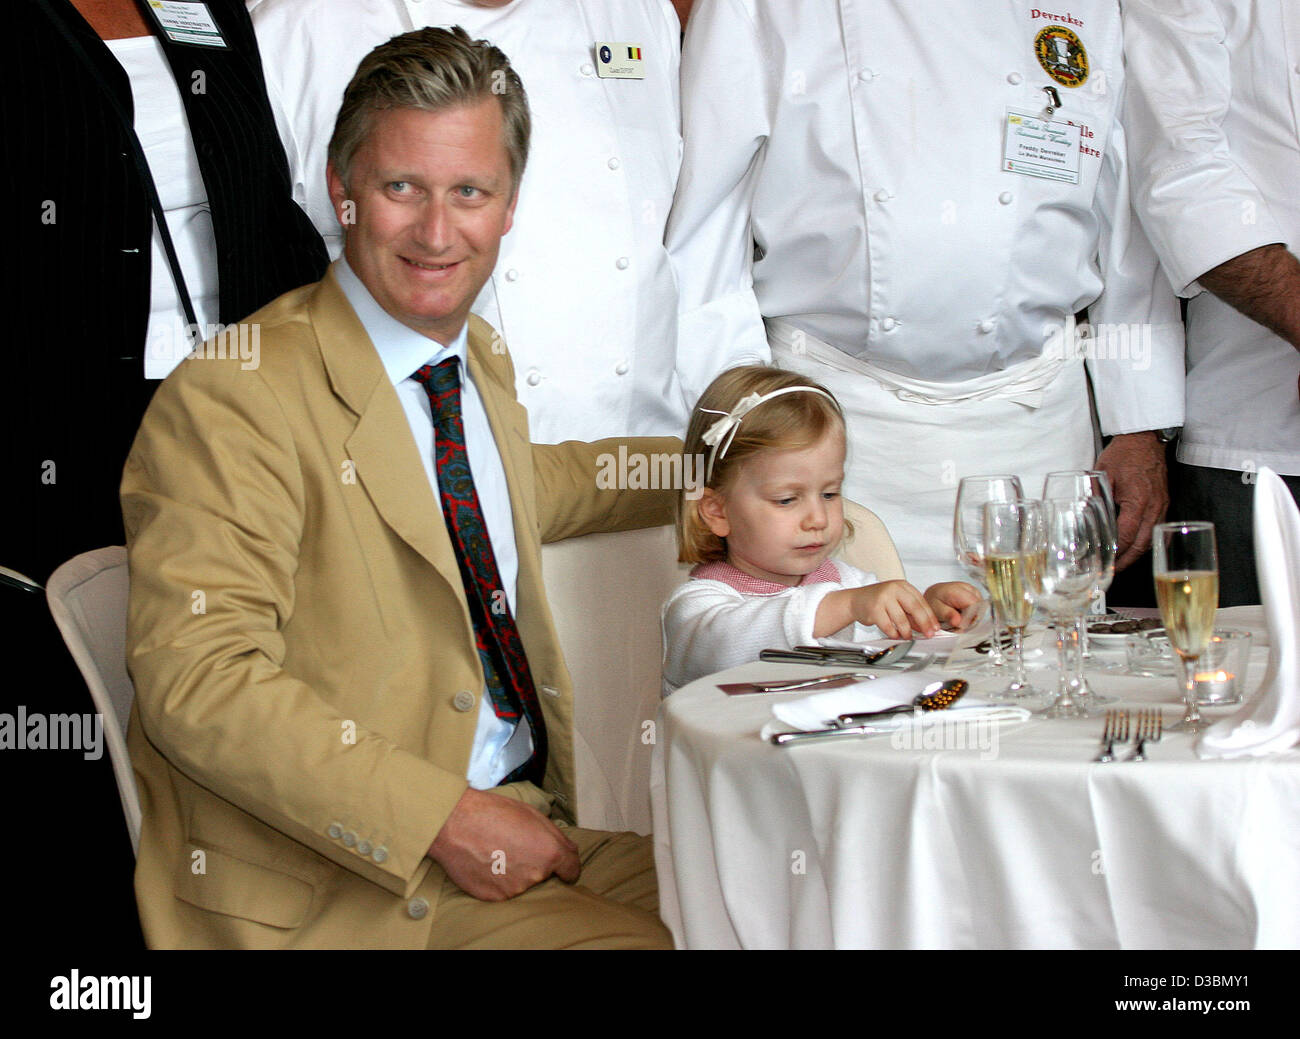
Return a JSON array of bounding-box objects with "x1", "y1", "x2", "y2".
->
[{"x1": 5, "y1": 0, "x2": 329, "y2": 582}]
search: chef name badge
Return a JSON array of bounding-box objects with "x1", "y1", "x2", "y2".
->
[
  {"x1": 146, "y1": 1, "x2": 227, "y2": 48},
  {"x1": 596, "y1": 42, "x2": 645, "y2": 80},
  {"x1": 1002, "y1": 110, "x2": 1081, "y2": 184}
]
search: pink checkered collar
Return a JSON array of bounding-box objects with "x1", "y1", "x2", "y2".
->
[{"x1": 689, "y1": 558, "x2": 841, "y2": 595}]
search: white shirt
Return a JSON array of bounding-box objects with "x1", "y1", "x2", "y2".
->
[
  {"x1": 251, "y1": 0, "x2": 686, "y2": 442},
  {"x1": 334, "y1": 258, "x2": 531, "y2": 789},
  {"x1": 660, "y1": 557, "x2": 880, "y2": 695},
  {"x1": 667, "y1": 0, "x2": 1184, "y2": 436},
  {"x1": 108, "y1": 34, "x2": 220, "y2": 380},
  {"x1": 1122, "y1": 0, "x2": 1300, "y2": 475}
]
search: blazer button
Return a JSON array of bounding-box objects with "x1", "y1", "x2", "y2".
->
[
  {"x1": 357, "y1": 839, "x2": 373, "y2": 856},
  {"x1": 407, "y1": 897, "x2": 430, "y2": 920},
  {"x1": 327, "y1": 823, "x2": 343, "y2": 840},
  {"x1": 342, "y1": 831, "x2": 358, "y2": 848},
  {"x1": 453, "y1": 689, "x2": 475, "y2": 712},
  {"x1": 373, "y1": 846, "x2": 389, "y2": 864}
]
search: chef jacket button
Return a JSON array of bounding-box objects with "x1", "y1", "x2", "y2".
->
[
  {"x1": 504, "y1": 268, "x2": 519, "y2": 282},
  {"x1": 857, "y1": 68, "x2": 876, "y2": 82},
  {"x1": 407, "y1": 897, "x2": 429, "y2": 920},
  {"x1": 357, "y1": 839, "x2": 373, "y2": 856},
  {"x1": 581, "y1": 63, "x2": 595, "y2": 76},
  {"x1": 616, "y1": 256, "x2": 630, "y2": 270},
  {"x1": 608, "y1": 157, "x2": 621, "y2": 170},
  {"x1": 873, "y1": 189, "x2": 891, "y2": 203},
  {"x1": 526, "y1": 368, "x2": 542, "y2": 387},
  {"x1": 978, "y1": 319, "x2": 996, "y2": 334},
  {"x1": 373, "y1": 846, "x2": 389, "y2": 863},
  {"x1": 328, "y1": 823, "x2": 343, "y2": 840},
  {"x1": 614, "y1": 360, "x2": 630, "y2": 375},
  {"x1": 452, "y1": 689, "x2": 475, "y2": 712},
  {"x1": 999, "y1": 191, "x2": 1014, "y2": 205},
  {"x1": 881, "y1": 317, "x2": 898, "y2": 332},
  {"x1": 342, "y1": 830, "x2": 358, "y2": 848},
  {"x1": 1007, "y1": 72, "x2": 1023, "y2": 85}
]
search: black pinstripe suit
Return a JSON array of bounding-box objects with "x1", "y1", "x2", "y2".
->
[{"x1": 7, "y1": 0, "x2": 328, "y2": 582}]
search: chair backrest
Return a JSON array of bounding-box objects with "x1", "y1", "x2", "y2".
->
[
  {"x1": 44, "y1": 546, "x2": 141, "y2": 855},
  {"x1": 542, "y1": 499, "x2": 902, "y2": 834}
]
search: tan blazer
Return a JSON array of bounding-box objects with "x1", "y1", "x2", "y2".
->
[{"x1": 121, "y1": 270, "x2": 676, "y2": 948}]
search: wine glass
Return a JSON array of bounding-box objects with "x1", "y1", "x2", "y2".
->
[
  {"x1": 1043, "y1": 471, "x2": 1119, "y2": 704},
  {"x1": 1035, "y1": 498, "x2": 1106, "y2": 718},
  {"x1": 981, "y1": 499, "x2": 1045, "y2": 700},
  {"x1": 954, "y1": 475, "x2": 1024, "y2": 668},
  {"x1": 1152, "y1": 522, "x2": 1219, "y2": 733}
]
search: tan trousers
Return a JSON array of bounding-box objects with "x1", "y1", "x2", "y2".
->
[{"x1": 425, "y1": 785, "x2": 673, "y2": 950}]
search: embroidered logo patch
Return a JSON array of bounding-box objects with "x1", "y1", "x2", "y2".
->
[{"x1": 1034, "y1": 25, "x2": 1089, "y2": 87}]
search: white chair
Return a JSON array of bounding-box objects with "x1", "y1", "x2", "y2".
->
[
  {"x1": 45, "y1": 546, "x2": 141, "y2": 855},
  {"x1": 543, "y1": 499, "x2": 903, "y2": 835}
]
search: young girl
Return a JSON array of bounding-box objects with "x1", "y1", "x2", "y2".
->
[{"x1": 661, "y1": 366, "x2": 979, "y2": 694}]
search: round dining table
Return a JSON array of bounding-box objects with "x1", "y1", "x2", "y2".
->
[{"x1": 650, "y1": 606, "x2": 1300, "y2": 949}]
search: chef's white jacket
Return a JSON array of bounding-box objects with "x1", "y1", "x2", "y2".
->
[
  {"x1": 1123, "y1": 0, "x2": 1300, "y2": 475},
  {"x1": 667, "y1": 0, "x2": 1184, "y2": 436},
  {"x1": 251, "y1": 0, "x2": 686, "y2": 442}
]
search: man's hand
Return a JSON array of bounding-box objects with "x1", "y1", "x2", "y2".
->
[
  {"x1": 1095, "y1": 431, "x2": 1169, "y2": 571},
  {"x1": 429, "y1": 787, "x2": 581, "y2": 901}
]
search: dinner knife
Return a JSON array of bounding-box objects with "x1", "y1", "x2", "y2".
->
[{"x1": 758, "y1": 641, "x2": 914, "y2": 668}]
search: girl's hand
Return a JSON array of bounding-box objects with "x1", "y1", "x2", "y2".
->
[
  {"x1": 851, "y1": 580, "x2": 940, "y2": 640},
  {"x1": 924, "y1": 581, "x2": 982, "y2": 630}
]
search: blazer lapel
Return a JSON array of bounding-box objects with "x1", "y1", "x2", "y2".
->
[{"x1": 309, "y1": 270, "x2": 462, "y2": 583}]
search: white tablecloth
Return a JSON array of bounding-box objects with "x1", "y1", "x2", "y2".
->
[{"x1": 651, "y1": 607, "x2": 1300, "y2": 948}]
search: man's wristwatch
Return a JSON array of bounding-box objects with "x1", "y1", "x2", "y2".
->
[{"x1": 1156, "y1": 427, "x2": 1181, "y2": 443}]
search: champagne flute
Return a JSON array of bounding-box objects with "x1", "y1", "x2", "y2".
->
[
  {"x1": 954, "y1": 475, "x2": 1024, "y2": 668},
  {"x1": 981, "y1": 499, "x2": 1045, "y2": 700},
  {"x1": 1035, "y1": 498, "x2": 1105, "y2": 718},
  {"x1": 1152, "y1": 522, "x2": 1219, "y2": 733}
]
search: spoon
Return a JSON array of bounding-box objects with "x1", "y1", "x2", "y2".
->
[{"x1": 835, "y1": 678, "x2": 969, "y2": 726}]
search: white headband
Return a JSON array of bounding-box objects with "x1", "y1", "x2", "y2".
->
[{"x1": 698, "y1": 385, "x2": 841, "y2": 483}]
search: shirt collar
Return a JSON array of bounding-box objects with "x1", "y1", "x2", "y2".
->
[
  {"x1": 689, "y1": 559, "x2": 842, "y2": 595},
  {"x1": 332, "y1": 257, "x2": 468, "y2": 385}
]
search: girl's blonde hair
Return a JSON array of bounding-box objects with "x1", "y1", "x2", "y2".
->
[{"x1": 677, "y1": 365, "x2": 849, "y2": 564}]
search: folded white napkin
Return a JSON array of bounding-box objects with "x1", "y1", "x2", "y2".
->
[
  {"x1": 764, "y1": 671, "x2": 1031, "y2": 735},
  {"x1": 1197, "y1": 468, "x2": 1300, "y2": 759}
]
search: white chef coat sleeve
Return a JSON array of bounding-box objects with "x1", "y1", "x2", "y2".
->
[
  {"x1": 666, "y1": 0, "x2": 773, "y2": 409},
  {"x1": 1084, "y1": 76, "x2": 1185, "y2": 436},
  {"x1": 1122, "y1": 0, "x2": 1289, "y2": 298}
]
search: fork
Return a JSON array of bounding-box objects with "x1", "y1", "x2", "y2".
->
[
  {"x1": 1128, "y1": 709, "x2": 1163, "y2": 761},
  {"x1": 1093, "y1": 709, "x2": 1130, "y2": 763}
]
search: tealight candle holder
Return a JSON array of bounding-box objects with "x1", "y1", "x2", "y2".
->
[{"x1": 1191, "y1": 630, "x2": 1252, "y2": 706}]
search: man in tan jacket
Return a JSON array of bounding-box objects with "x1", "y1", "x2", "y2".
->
[{"x1": 122, "y1": 27, "x2": 676, "y2": 948}]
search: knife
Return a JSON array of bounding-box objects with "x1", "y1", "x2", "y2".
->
[
  {"x1": 758, "y1": 641, "x2": 914, "y2": 668},
  {"x1": 770, "y1": 722, "x2": 891, "y2": 745}
]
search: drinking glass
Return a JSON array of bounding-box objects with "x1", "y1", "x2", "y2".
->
[
  {"x1": 981, "y1": 499, "x2": 1045, "y2": 700},
  {"x1": 1152, "y1": 522, "x2": 1219, "y2": 733},
  {"x1": 1043, "y1": 471, "x2": 1119, "y2": 705},
  {"x1": 953, "y1": 475, "x2": 1024, "y2": 668},
  {"x1": 1035, "y1": 498, "x2": 1105, "y2": 718}
]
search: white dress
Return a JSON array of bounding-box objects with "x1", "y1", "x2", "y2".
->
[{"x1": 661, "y1": 557, "x2": 881, "y2": 695}]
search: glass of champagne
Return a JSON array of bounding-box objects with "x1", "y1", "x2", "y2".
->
[
  {"x1": 1035, "y1": 498, "x2": 1106, "y2": 718},
  {"x1": 982, "y1": 499, "x2": 1045, "y2": 700},
  {"x1": 1152, "y1": 522, "x2": 1219, "y2": 733},
  {"x1": 954, "y1": 475, "x2": 1024, "y2": 669}
]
